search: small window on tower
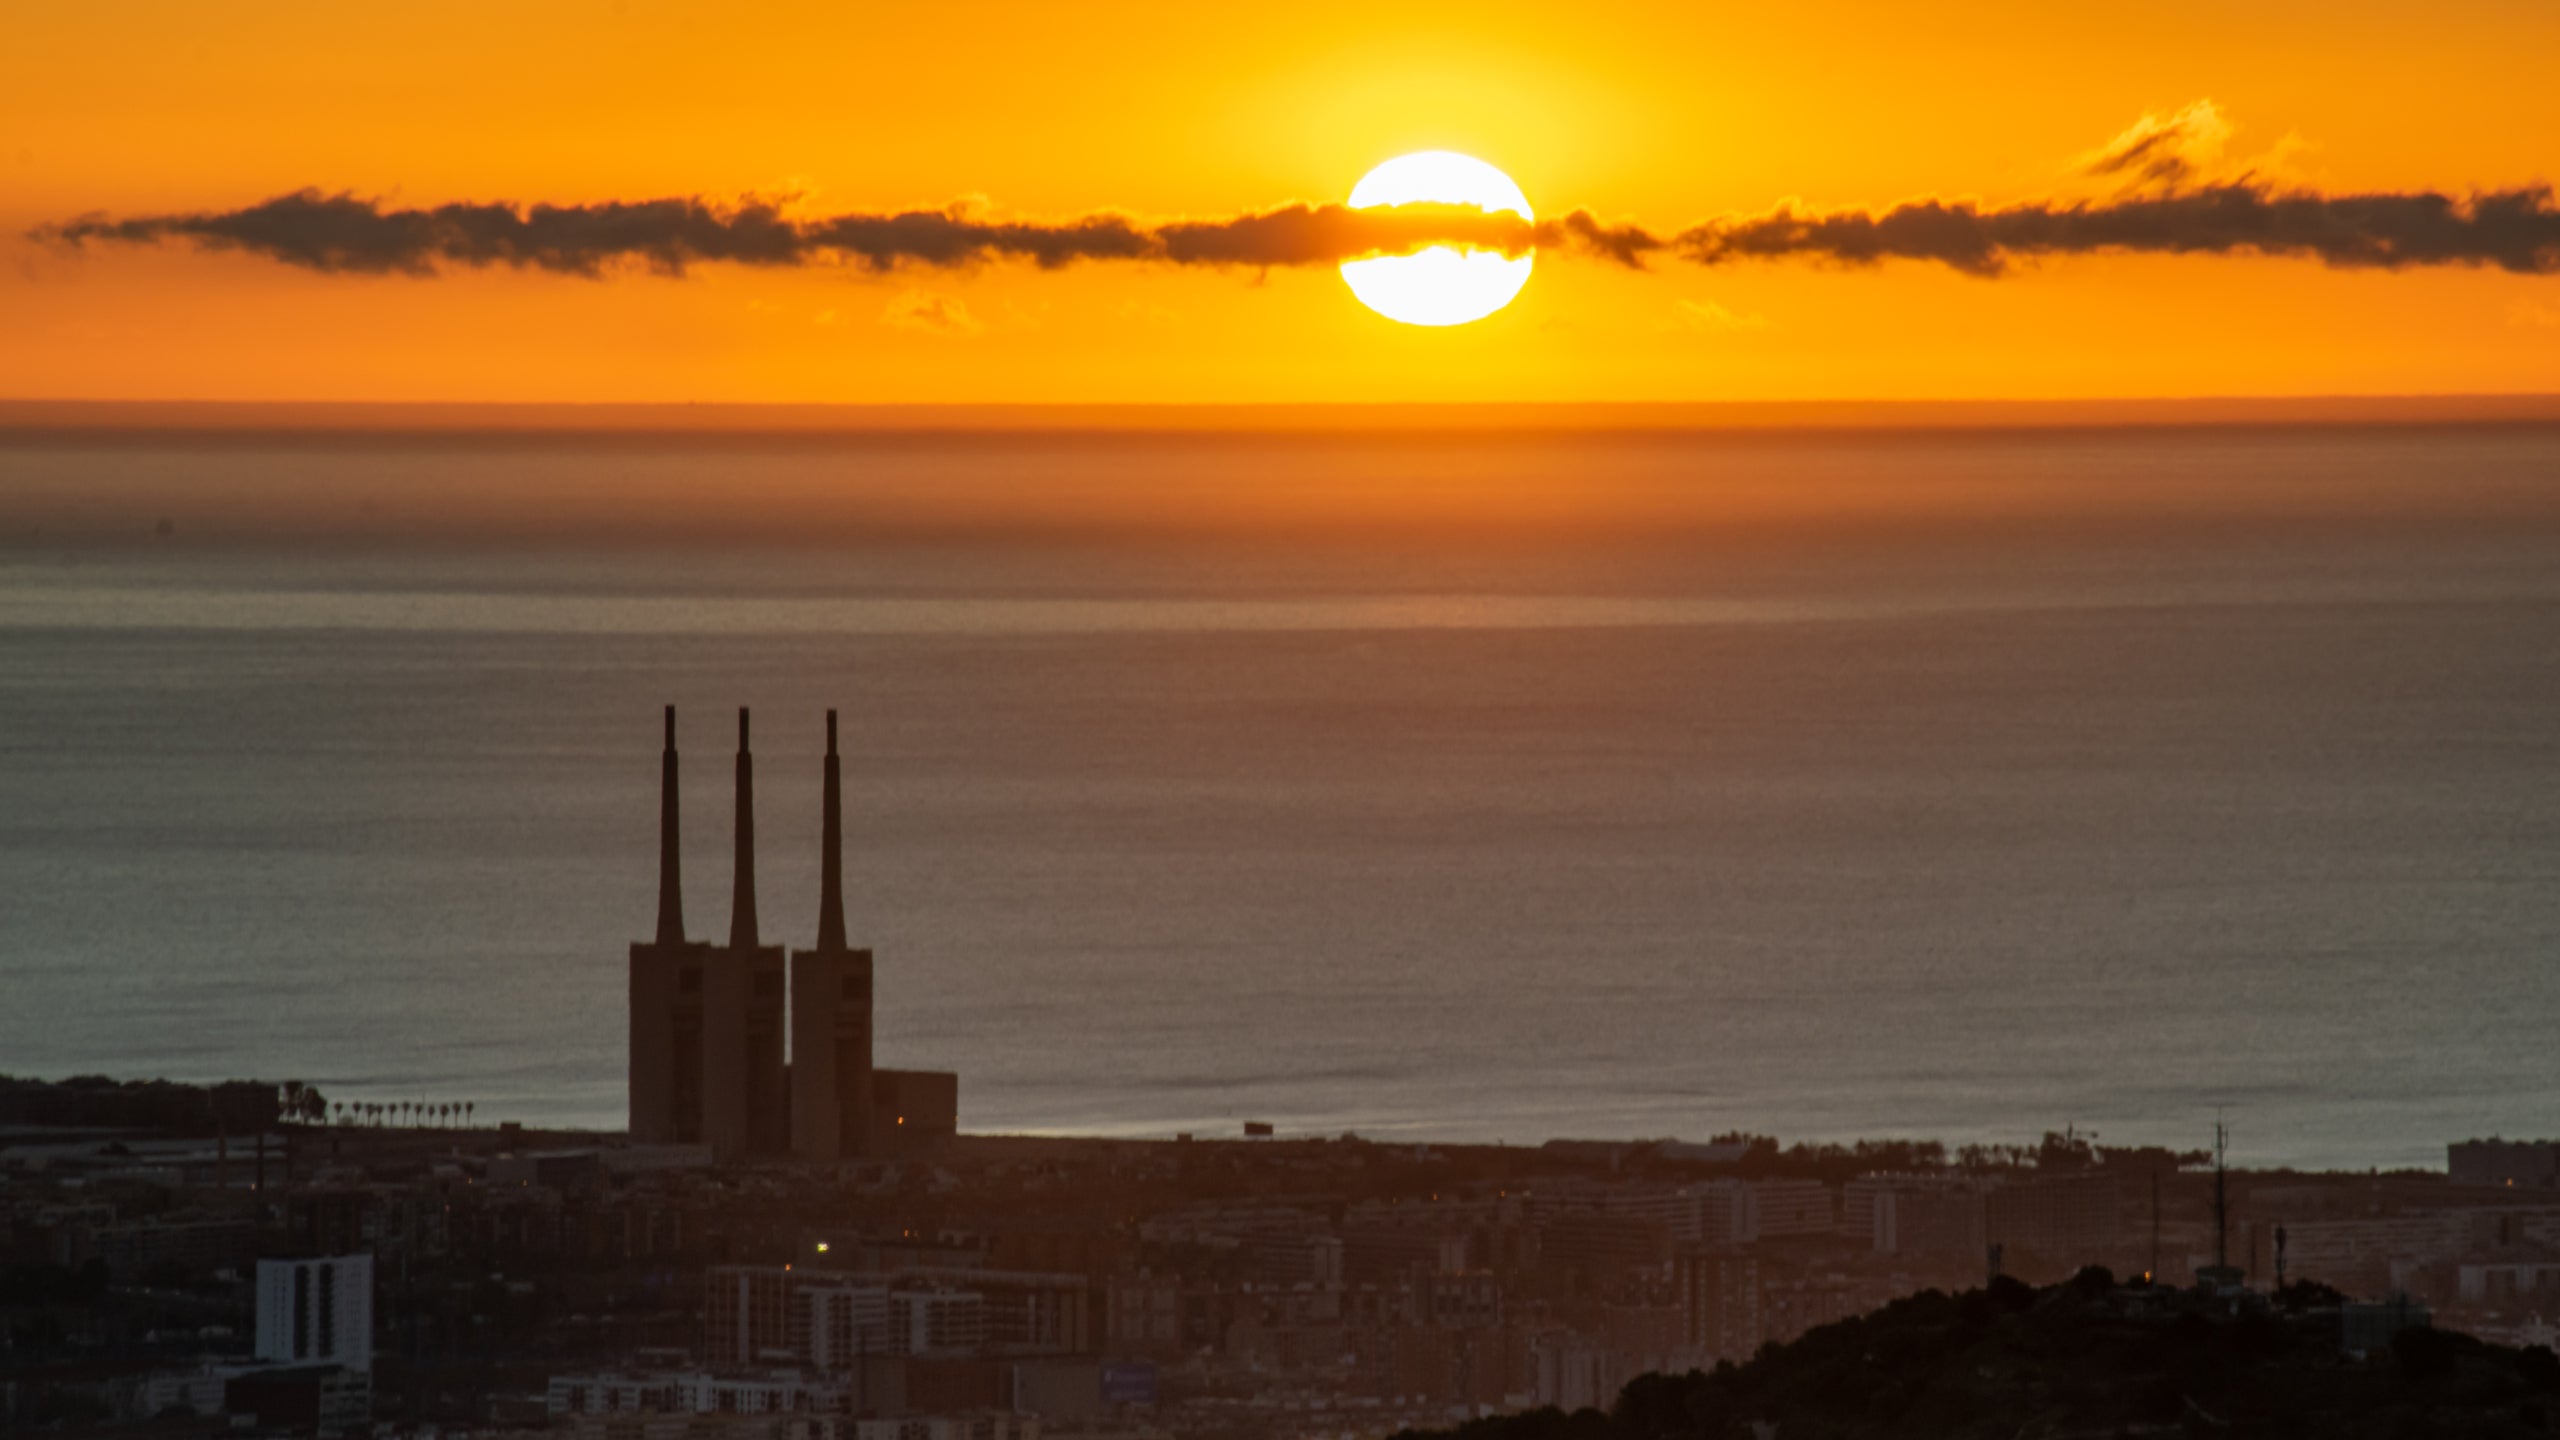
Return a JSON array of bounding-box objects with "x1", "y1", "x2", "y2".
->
[
  {"x1": 841, "y1": 977, "x2": 862, "y2": 1001},
  {"x1": 755, "y1": 972, "x2": 781, "y2": 998},
  {"x1": 679, "y1": 968, "x2": 702, "y2": 994}
]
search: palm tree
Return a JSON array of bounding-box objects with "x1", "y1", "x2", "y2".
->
[{"x1": 464, "y1": 1101, "x2": 475, "y2": 1129}]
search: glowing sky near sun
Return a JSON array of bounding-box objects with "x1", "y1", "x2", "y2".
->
[{"x1": 3, "y1": 0, "x2": 2557, "y2": 403}]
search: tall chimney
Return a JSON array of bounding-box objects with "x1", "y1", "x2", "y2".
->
[
  {"x1": 730, "y1": 707, "x2": 759, "y2": 950},
  {"x1": 654, "y1": 705, "x2": 685, "y2": 945},
  {"x1": 817, "y1": 709, "x2": 846, "y2": 952}
]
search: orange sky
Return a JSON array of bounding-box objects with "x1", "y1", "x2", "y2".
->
[{"x1": 4, "y1": 0, "x2": 2557, "y2": 404}]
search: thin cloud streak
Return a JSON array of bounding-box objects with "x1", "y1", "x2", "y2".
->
[{"x1": 38, "y1": 181, "x2": 2560, "y2": 280}]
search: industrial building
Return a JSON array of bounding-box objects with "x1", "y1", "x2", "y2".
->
[{"x1": 630, "y1": 706, "x2": 958, "y2": 1162}]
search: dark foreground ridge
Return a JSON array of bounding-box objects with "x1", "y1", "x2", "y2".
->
[{"x1": 1396, "y1": 1271, "x2": 2560, "y2": 1440}]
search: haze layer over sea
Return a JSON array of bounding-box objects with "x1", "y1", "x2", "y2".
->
[{"x1": 4, "y1": 413, "x2": 2557, "y2": 1170}]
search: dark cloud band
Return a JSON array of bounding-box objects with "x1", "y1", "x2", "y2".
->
[
  {"x1": 37, "y1": 181, "x2": 2560, "y2": 279},
  {"x1": 1672, "y1": 184, "x2": 2560, "y2": 277},
  {"x1": 39, "y1": 190, "x2": 1542, "y2": 275}
]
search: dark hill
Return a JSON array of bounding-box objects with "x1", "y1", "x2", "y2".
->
[{"x1": 1398, "y1": 1272, "x2": 2560, "y2": 1440}]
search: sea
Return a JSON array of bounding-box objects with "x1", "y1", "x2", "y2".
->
[{"x1": 3, "y1": 419, "x2": 2557, "y2": 1171}]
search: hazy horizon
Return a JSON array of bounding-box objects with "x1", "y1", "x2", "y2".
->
[{"x1": 9, "y1": 394, "x2": 2560, "y2": 431}]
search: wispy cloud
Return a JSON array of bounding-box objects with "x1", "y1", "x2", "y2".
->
[
  {"x1": 1666, "y1": 299, "x2": 1768, "y2": 332},
  {"x1": 881, "y1": 288, "x2": 983, "y2": 335},
  {"x1": 2080, "y1": 100, "x2": 2236, "y2": 189}
]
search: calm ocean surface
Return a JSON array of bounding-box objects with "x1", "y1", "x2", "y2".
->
[{"x1": 3, "y1": 423, "x2": 2557, "y2": 1169}]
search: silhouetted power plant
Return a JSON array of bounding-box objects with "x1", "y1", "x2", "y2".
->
[{"x1": 629, "y1": 706, "x2": 956, "y2": 1161}]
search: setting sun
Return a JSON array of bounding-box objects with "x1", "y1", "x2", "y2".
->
[{"x1": 1339, "y1": 151, "x2": 1534, "y2": 327}]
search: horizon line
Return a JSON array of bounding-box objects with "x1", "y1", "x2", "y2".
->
[{"x1": 6, "y1": 393, "x2": 2560, "y2": 438}]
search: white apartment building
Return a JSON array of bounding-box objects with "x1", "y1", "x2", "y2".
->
[{"x1": 254, "y1": 1254, "x2": 373, "y2": 1372}]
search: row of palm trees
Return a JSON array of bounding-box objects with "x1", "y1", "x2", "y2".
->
[{"x1": 327, "y1": 1100, "x2": 477, "y2": 1129}]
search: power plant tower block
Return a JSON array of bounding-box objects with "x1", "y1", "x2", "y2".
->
[
  {"x1": 700, "y1": 708, "x2": 788, "y2": 1161},
  {"x1": 790, "y1": 709, "x2": 876, "y2": 1162},
  {"x1": 628, "y1": 706, "x2": 707, "y2": 1145},
  {"x1": 628, "y1": 704, "x2": 956, "y2": 1163}
]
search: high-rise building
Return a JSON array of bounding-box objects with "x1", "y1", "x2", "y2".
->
[
  {"x1": 703, "y1": 1265, "x2": 801, "y2": 1366},
  {"x1": 254, "y1": 1254, "x2": 373, "y2": 1372},
  {"x1": 791, "y1": 710, "x2": 875, "y2": 1163},
  {"x1": 804, "y1": 1280, "x2": 896, "y2": 1370},
  {"x1": 1674, "y1": 1248, "x2": 1761, "y2": 1363}
]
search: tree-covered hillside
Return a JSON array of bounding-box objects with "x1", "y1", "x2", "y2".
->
[{"x1": 1399, "y1": 1272, "x2": 2560, "y2": 1439}]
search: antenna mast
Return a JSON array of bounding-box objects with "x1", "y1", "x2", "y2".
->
[
  {"x1": 2213, "y1": 1120, "x2": 2230, "y2": 1274},
  {"x1": 2150, "y1": 1169, "x2": 2162, "y2": 1283}
]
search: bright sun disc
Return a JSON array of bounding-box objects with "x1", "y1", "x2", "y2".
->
[{"x1": 1340, "y1": 151, "x2": 1532, "y2": 327}]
